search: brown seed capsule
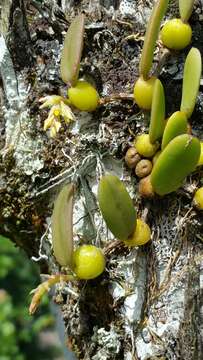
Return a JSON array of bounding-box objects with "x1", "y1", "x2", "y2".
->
[
  {"x1": 135, "y1": 159, "x2": 152, "y2": 178},
  {"x1": 125, "y1": 147, "x2": 141, "y2": 169},
  {"x1": 138, "y1": 175, "x2": 155, "y2": 198}
]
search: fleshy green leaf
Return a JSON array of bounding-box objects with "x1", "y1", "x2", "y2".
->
[
  {"x1": 179, "y1": 0, "x2": 194, "y2": 22},
  {"x1": 161, "y1": 111, "x2": 188, "y2": 150},
  {"x1": 60, "y1": 14, "x2": 85, "y2": 86},
  {"x1": 98, "y1": 175, "x2": 136, "y2": 241},
  {"x1": 139, "y1": 0, "x2": 169, "y2": 79},
  {"x1": 180, "y1": 47, "x2": 202, "y2": 118},
  {"x1": 52, "y1": 184, "x2": 74, "y2": 267},
  {"x1": 151, "y1": 134, "x2": 200, "y2": 195},
  {"x1": 149, "y1": 79, "x2": 165, "y2": 143}
]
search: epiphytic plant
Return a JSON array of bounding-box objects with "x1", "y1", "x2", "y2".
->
[
  {"x1": 150, "y1": 134, "x2": 200, "y2": 195},
  {"x1": 134, "y1": 134, "x2": 159, "y2": 158},
  {"x1": 133, "y1": 76, "x2": 157, "y2": 110},
  {"x1": 149, "y1": 78, "x2": 166, "y2": 143},
  {"x1": 152, "y1": 151, "x2": 161, "y2": 166},
  {"x1": 41, "y1": 14, "x2": 99, "y2": 137},
  {"x1": 98, "y1": 174, "x2": 151, "y2": 245},
  {"x1": 133, "y1": 0, "x2": 169, "y2": 109},
  {"x1": 51, "y1": 184, "x2": 74, "y2": 268},
  {"x1": 138, "y1": 175, "x2": 155, "y2": 198},
  {"x1": 126, "y1": 44, "x2": 202, "y2": 197},
  {"x1": 29, "y1": 184, "x2": 105, "y2": 315},
  {"x1": 61, "y1": 13, "x2": 99, "y2": 111},
  {"x1": 197, "y1": 142, "x2": 203, "y2": 167},
  {"x1": 124, "y1": 219, "x2": 151, "y2": 247},
  {"x1": 193, "y1": 187, "x2": 203, "y2": 210},
  {"x1": 31, "y1": 0, "x2": 203, "y2": 318},
  {"x1": 160, "y1": 19, "x2": 192, "y2": 51},
  {"x1": 67, "y1": 80, "x2": 99, "y2": 112},
  {"x1": 125, "y1": 147, "x2": 141, "y2": 169},
  {"x1": 98, "y1": 174, "x2": 137, "y2": 241},
  {"x1": 179, "y1": 0, "x2": 195, "y2": 23},
  {"x1": 72, "y1": 245, "x2": 105, "y2": 280},
  {"x1": 160, "y1": 0, "x2": 194, "y2": 50},
  {"x1": 135, "y1": 159, "x2": 153, "y2": 178},
  {"x1": 161, "y1": 111, "x2": 188, "y2": 150},
  {"x1": 40, "y1": 95, "x2": 75, "y2": 138},
  {"x1": 60, "y1": 14, "x2": 85, "y2": 86},
  {"x1": 180, "y1": 47, "x2": 202, "y2": 118}
]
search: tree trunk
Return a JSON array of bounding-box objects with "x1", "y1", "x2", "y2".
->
[{"x1": 0, "y1": 0, "x2": 203, "y2": 359}]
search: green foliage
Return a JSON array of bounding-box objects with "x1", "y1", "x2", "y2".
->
[
  {"x1": 179, "y1": 0, "x2": 195, "y2": 22},
  {"x1": 149, "y1": 79, "x2": 165, "y2": 143},
  {"x1": 161, "y1": 111, "x2": 188, "y2": 150},
  {"x1": 60, "y1": 14, "x2": 85, "y2": 86},
  {"x1": 0, "y1": 291, "x2": 23, "y2": 360},
  {"x1": 98, "y1": 175, "x2": 136, "y2": 240},
  {"x1": 151, "y1": 134, "x2": 200, "y2": 195},
  {"x1": 180, "y1": 47, "x2": 202, "y2": 118},
  {"x1": 0, "y1": 236, "x2": 61, "y2": 359},
  {"x1": 52, "y1": 184, "x2": 74, "y2": 267},
  {"x1": 197, "y1": 142, "x2": 203, "y2": 166},
  {"x1": 139, "y1": 0, "x2": 169, "y2": 79}
]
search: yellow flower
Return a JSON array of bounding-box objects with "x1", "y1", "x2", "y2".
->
[{"x1": 39, "y1": 96, "x2": 75, "y2": 137}]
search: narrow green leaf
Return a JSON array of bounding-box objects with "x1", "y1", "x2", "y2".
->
[
  {"x1": 98, "y1": 175, "x2": 136, "y2": 241},
  {"x1": 179, "y1": 0, "x2": 194, "y2": 22},
  {"x1": 180, "y1": 47, "x2": 202, "y2": 118},
  {"x1": 60, "y1": 14, "x2": 85, "y2": 86},
  {"x1": 149, "y1": 79, "x2": 165, "y2": 143},
  {"x1": 52, "y1": 184, "x2": 74, "y2": 267},
  {"x1": 161, "y1": 111, "x2": 188, "y2": 150},
  {"x1": 151, "y1": 134, "x2": 200, "y2": 195},
  {"x1": 139, "y1": 0, "x2": 169, "y2": 79}
]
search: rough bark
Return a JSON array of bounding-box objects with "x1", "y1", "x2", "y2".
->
[{"x1": 0, "y1": 0, "x2": 203, "y2": 359}]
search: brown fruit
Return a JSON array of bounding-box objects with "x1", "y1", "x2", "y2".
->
[
  {"x1": 125, "y1": 147, "x2": 141, "y2": 169},
  {"x1": 135, "y1": 159, "x2": 153, "y2": 178},
  {"x1": 138, "y1": 175, "x2": 155, "y2": 198}
]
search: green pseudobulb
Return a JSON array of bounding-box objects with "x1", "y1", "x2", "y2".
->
[
  {"x1": 68, "y1": 80, "x2": 99, "y2": 111},
  {"x1": 73, "y1": 245, "x2": 105, "y2": 280}
]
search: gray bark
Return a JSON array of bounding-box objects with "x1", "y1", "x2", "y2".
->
[{"x1": 0, "y1": 0, "x2": 203, "y2": 359}]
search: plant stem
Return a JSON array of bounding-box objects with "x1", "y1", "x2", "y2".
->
[
  {"x1": 29, "y1": 273, "x2": 76, "y2": 315},
  {"x1": 99, "y1": 93, "x2": 134, "y2": 105}
]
